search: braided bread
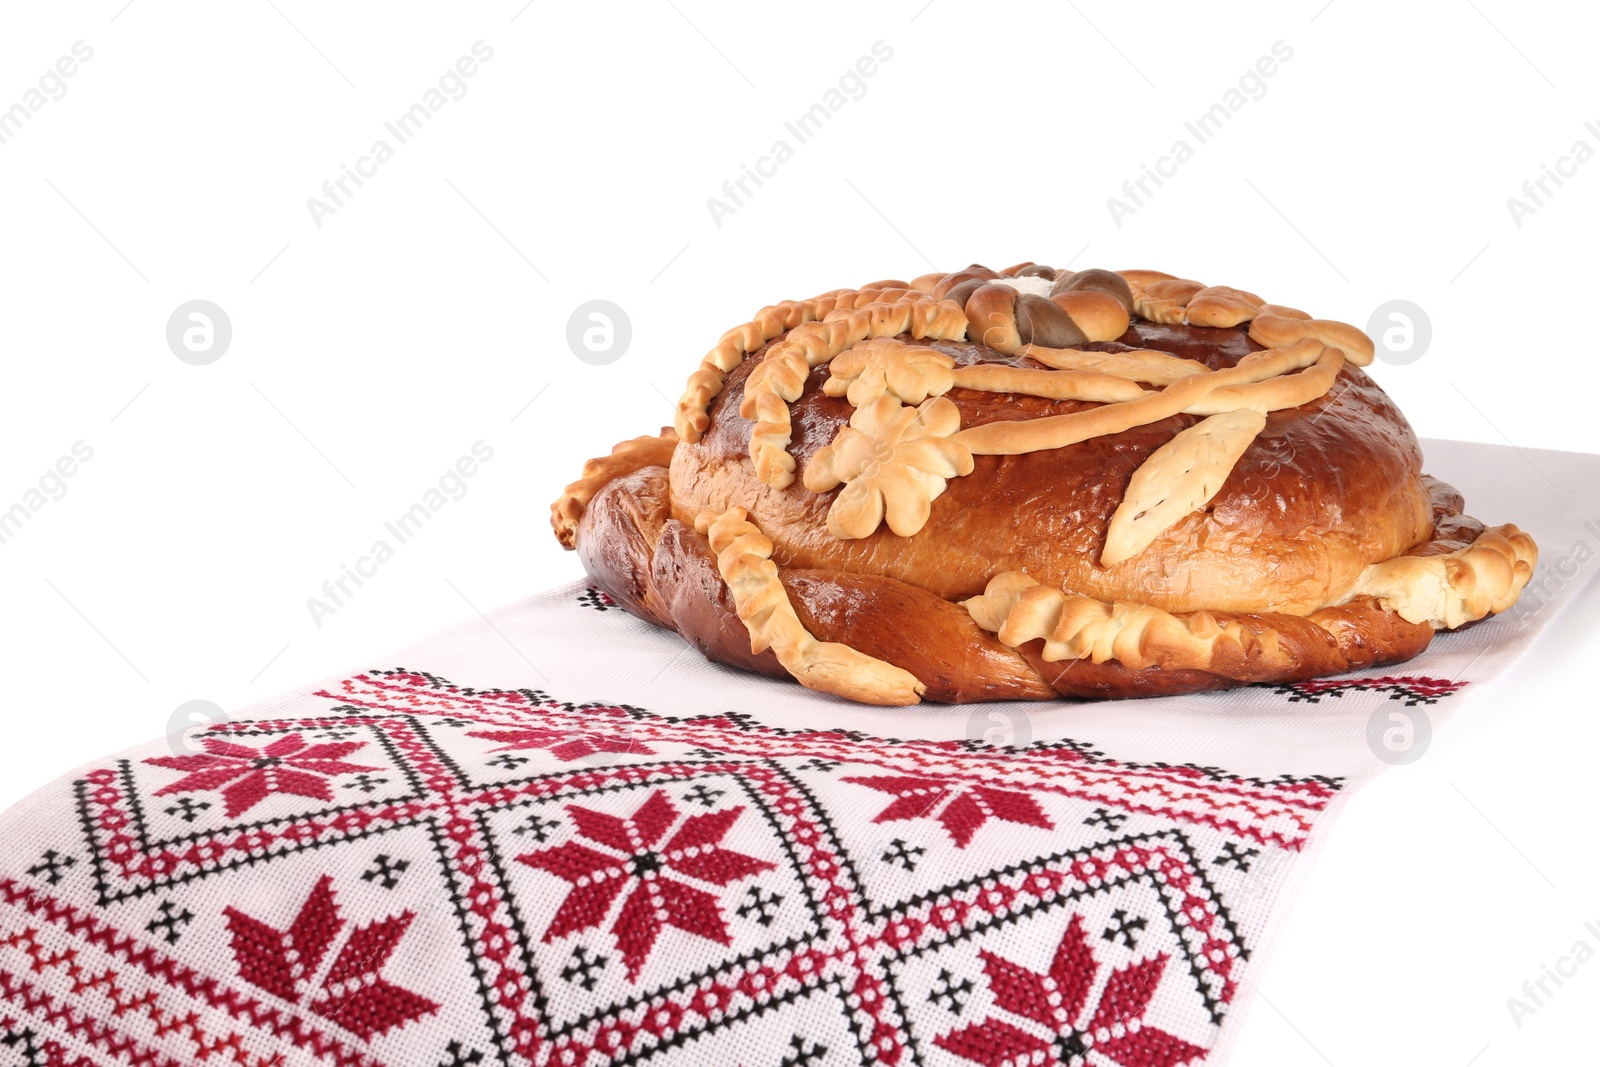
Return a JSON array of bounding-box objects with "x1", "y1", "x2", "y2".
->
[{"x1": 552, "y1": 261, "x2": 1539, "y2": 703}]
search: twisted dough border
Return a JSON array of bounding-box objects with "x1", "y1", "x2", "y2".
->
[
  {"x1": 550, "y1": 428, "x2": 677, "y2": 549},
  {"x1": 695, "y1": 507, "x2": 926, "y2": 705},
  {"x1": 1120, "y1": 270, "x2": 1375, "y2": 365},
  {"x1": 964, "y1": 523, "x2": 1537, "y2": 679},
  {"x1": 1347, "y1": 523, "x2": 1538, "y2": 628},
  {"x1": 673, "y1": 290, "x2": 856, "y2": 445},
  {"x1": 740, "y1": 294, "x2": 969, "y2": 487},
  {"x1": 965, "y1": 571, "x2": 1291, "y2": 675}
]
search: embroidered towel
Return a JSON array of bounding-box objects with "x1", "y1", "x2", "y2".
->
[{"x1": 0, "y1": 439, "x2": 1594, "y2": 1066}]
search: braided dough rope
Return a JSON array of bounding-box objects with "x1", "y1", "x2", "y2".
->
[
  {"x1": 964, "y1": 571, "x2": 1296, "y2": 674},
  {"x1": 823, "y1": 340, "x2": 1157, "y2": 407},
  {"x1": 741, "y1": 295, "x2": 968, "y2": 487},
  {"x1": 961, "y1": 280, "x2": 1131, "y2": 354},
  {"x1": 1129, "y1": 277, "x2": 1204, "y2": 324},
  {"x1": 1185, "y1": 285, "x2": 1267, "y2": 328},
  {"x1": 674, "y1": 296, "x2": 831, "y2": 444},
  {"x1": 550, "y1": 428, "x2": 677, "y2": 549},
  {"x1": 1021, "y1": 344, "x2": 1212, "y2": 386},
  {"x1": 673, "y1": 285, "x2": 933, "y2": 444},
  {"x1": 1249, "y1": 312, "x2": 1375, "y2": 366},
  {"x1": 695, "y1": 507, "x2": 925, "y2": 705},
  {"x1": 1343, "y1": 523, "x2": 1537, "y2": 628},
  {"x1": 965, "y1": 522, "x2": 1537, "y2": 676},
  {"x1": 949, "y1": 363, "x2": 1151, "y2": 404},
  {"x1": 1117, "y1": 270, "x2": 1372, "y2": 366},
  {"x1": 950, "y1": 339, "x2": 1328, "y2": 456}
]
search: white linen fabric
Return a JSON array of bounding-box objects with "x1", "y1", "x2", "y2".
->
[{"x1": 0, "y1": 439, "x2": 1593, "y2": 1067}]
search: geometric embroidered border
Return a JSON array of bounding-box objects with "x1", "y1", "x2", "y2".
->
[{"x1": 3, "y1": 668, "x2": 1355, "y2": 1066}]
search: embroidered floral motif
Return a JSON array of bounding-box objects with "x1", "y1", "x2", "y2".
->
[
  {"x1": 517, "y1": 789, "x2": 776, "y2": 979},
  {"x1": 223, "y1": 874, "x2": 439, "y2": 1041},
  {"x1": 936, "y1": 913, "x2": 1206, "y2": 1067},
  {"x1": 467, "y1": 725, "x2": 654, "y2": 762},
  {"x1": 842, "y1": 774, "x2": 1054, "y2": 848},
  {"x1": 145, "y1": 733, "x2": 380, "y2": 818}
]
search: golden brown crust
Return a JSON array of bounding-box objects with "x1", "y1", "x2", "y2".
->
[
  {"x1": 1248, "y1": 311, "x2": 1375, "y2": 366},
  {"x1": 1051, "y1": 289, "x2": 1131, "y2": 341},
  {"x1": 566, "y1": 465, "x2": 1473, "y2": 701},
  {"x1": 673, "y1": 324, "x2": 1434, "y2": 618},
  {"x1": 1185, "y1": 285, "x2": 1267, "y2": 328},
  {"x1": 551, "y1": 428, "x2": 677, "y2": 549},
  {"x1": 574, "y1": 466, "x2": 676, "y2": 628},
  {"x1": 650, "y1": 519, "x2": 789, "y2": 680},
  {"x1": 782, "y1": 570, "x2": 1058, "y2": 703},
  {"x1": 553, "y1": 261, "x2": 1539, "y2": 703},
  {"x1": 964, "y1": 283, "x2": 1022, "y2": 354},
  {"x1": 696, "y1": 507, "x2": 925, "y2": 705}
]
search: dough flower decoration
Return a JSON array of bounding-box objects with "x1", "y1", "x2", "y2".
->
[
  {"x1": 803, "y1": 395, "x2": 973, "y2": 540},
  {"x1": 822, "y1": 338, "x2": 956, "y2": 407}
]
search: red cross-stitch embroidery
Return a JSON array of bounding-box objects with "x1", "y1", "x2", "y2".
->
[
  {"x1": 11, "y1": 668, "x2": 1351, "y2": 1064},
  {"x1": 842, "y1": 774, "x2": 1055, "y2": 848},
  {"x1": 467, "y1": 723, "x2": 656, "y2": 762},
  {"x1": 223, "y1": 874, "x2": 439, "y2": 1041},
  {"x1": 1265, "y1": 674, "x2": 1467, "y2": 706},
  {"x1": 145, "y1": 733, "x2": 380, "y2": 818},
  {"x1": 937, "y1": 913, "x2": 1207, "y2": 1067},
  {"x1": 517, "y1": 789, "x2": 776, "y2": 979}
]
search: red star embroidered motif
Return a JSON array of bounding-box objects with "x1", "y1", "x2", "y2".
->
[
  {"x1": 840, "y1": 774, "x2": 1053, "y2": 848},
  {"x1": 936, "y1": 913, "x2": 1207, "y2": 1067},
  {"x1": 517, "y1": 789, "x2": 775, "y2": 979},
  {"x1": 467, "y1": 725, "x2": 655, "y2": 762},
  {"x1": 223, "y1": 875, "x2": 438, "y2": 1041},
  {"x1": 146, "y1": 733, "x2": 381, "y2": 818}
]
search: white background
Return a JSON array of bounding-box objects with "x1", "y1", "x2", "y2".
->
[{"x1": 1, "y1": 1, "x2": 1598, "y2": 1063}]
